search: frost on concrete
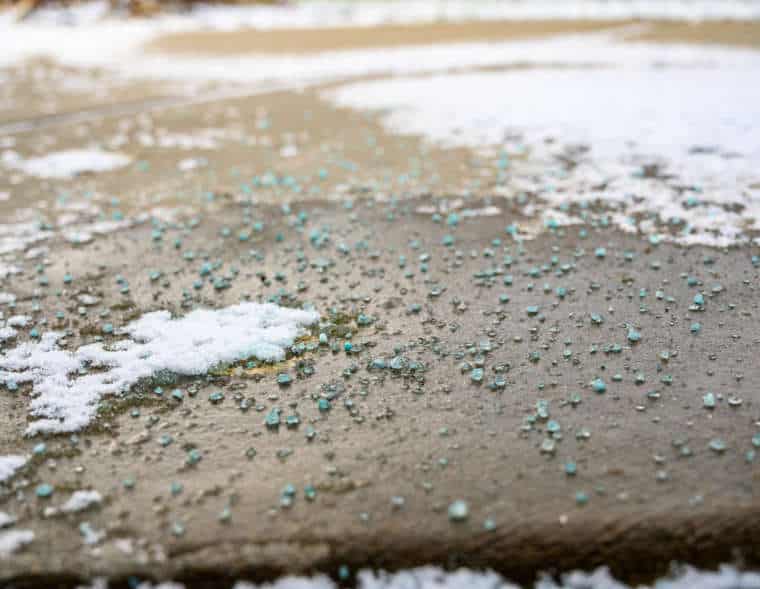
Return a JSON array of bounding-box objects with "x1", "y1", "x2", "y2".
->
[
  {"x1": 0, "y1": 529, "x2": 34, "y2": 557},
  {"x1": 5, "y1": 149, "x2": 131, "y2": 179},
  {"x1": 0, "y1": 455, "x2": 27, "y2": 483},
  {"x1": 0, "y1": 303, "x2": 319, "y2": 435}
]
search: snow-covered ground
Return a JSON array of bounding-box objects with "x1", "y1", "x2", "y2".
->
[
  {"x1": 0, "y1": 454, "x2": 27, "y2": 483},
  {"x1": 326, "y1": 60, "x2": 760, "y2": 246},
  {"x1": 0, "y1": 302, "x2": 319, "y2": 435},
  {"x1": 2, "y1": 4, "x2": 760, "y2": 246},
  {"x1": 2, "y1": 6, "x2": 760, "y2": 583},
  {"x1": 74, "y1": 565, "x2": 760, "y2": 589},
  {"x1": 3, "y1": 149, "x2": 132, "y2": 179},
  {"x1": 8, "y1": 0, "x2": 760, "y2": 30}
]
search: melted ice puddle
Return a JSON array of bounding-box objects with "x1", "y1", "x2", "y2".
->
[{"x1": 0, "y1": 302, "x2": 319, "y2": 435}]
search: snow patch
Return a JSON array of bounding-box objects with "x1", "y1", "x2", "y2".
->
[
  {"x1": 6, "y1": 149, "x2": 131, "y2": 179},
  {"x1": 63, "y1": 218, "x2": 137, "y2": 246},
  {"x1": 233, "y1": 577, "x2": 335, "y2": 589},
  {"x1": 0, "y1": 263, "x2": 22, "y2": 280},
  {"x1": 177, "y1": 157, "x2": 208, "y2": 171},
  {"x1": 0, "y1": 222, "x2": 51, "y2": 256},
  {"x1": 45, "y1": 490, "x2": 103, "y2": 518},
  {"x1": 0, "y1": 529, "x2": 34, "y2": 557},
  {"x1": 326, "y1": 64, "x2": 760, "y2": 246},
  {"x1": 97, "y1": 565, "x2": 760, "y2": 588},
  {"x1": 63, "y1": 490, "x2": 103, "y2": 512},
  {"x1": 8, "y1": 0, "x2": 760, "y2": 35},
  {"x1": 0, "y1": 302, "x2": 319, "y2": 435},
  {"x1": 0, "y1": 327, "x2": 17, "y2": 343},
  {"x1": 0, "y1": 312, "x2": 28, "y2": 344},
  {"x1": 0, "y1": 455, "x2": 27, "y2": 483},
  {"x1": 6, "y1": 315, "x2": 31, "y2": 328},
  {"x1": 0, "y1": 511, "x2": 16, "y2": 529},
  {"x1": 3, "y1": 13, "x2": 760, "y2": 88},
  {"x1": 537, "y1": 565, "x2": 760, "y2": 588}
]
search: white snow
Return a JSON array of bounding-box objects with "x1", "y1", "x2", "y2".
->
[
  {"x1": 63, "y1": 218, "x2": 137, "y2": 246},
  {"x1": 63, "y1": 33, "x2": 760, "y2": 86},
  {"x1": 177, "y1": 157, "x2": 208, "y2": 171},
  {"x1": 0, "y1": 302, "x2": 319, "y2": 435},
  {"x1": 6, "y1": 315, "x2": 31, "y2": 328},
  {"x1": 233, "y1": 577, "x2": 335, "y2": 589},
  {"x1": 327, "y1": 67, "x2": 760, "y2": 158},
  {"x1": 358, "y1": 567, "x2": 519, "y2": 588},
  {"x1": 2, "y1": 10, "x2": 760, "y2": 87},
  {"x1": 2, "y1": 0, "x2": 760, "y2": 251},
  {"x1": 0, "y1": 313, "x2": 28, "y2": 343},
  {"x1": 79, "y1": 521, "x2": 106, "y2": 545},
  {"x1": 0, "y1": 263, "x2": 22, "y2": 280},
  {"x1": 0, "y1": 512, "x2": 16, "y2": 529},
  {"x1": 0, "y1": 221, "x2": 50, "y2": 256},
  {"x1": 6, "y1": 0, "x2": 760, "y2": 35},
  {"x1": 61, "y1": 490, "x2": 103, "y2": 513},
  {"x1": 0, "y1": 455, "x2": 27, "y2": 483},
  {"x1": 0, "y1": 326, "x2": 18, "y2": 342},
  {"x1": 326, "y1": 61, "x2": 760, "y2": 246},
  {"x1": 537, "y1": 565, "x2": 760, "y2": 588},
  {"x1": 5, "y1": 149, "x2": 132, "y2": 179},
  {"x1": 107, "y1": 565, "x2": 760, "y2": 588},
  {"x1": 0, "y1": 529, "x2": 34, "y2": 557}
]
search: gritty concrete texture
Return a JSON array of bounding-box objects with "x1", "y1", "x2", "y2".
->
[
  {"x1": 0, "y1": 19, "x2": 759, "y2": 589},
  {"x1": 148, "y1": 20, "x2": 760, "y2": 55},
  {"x1": 147, "y1": 20, "x2": 625, "y2": 55}
]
